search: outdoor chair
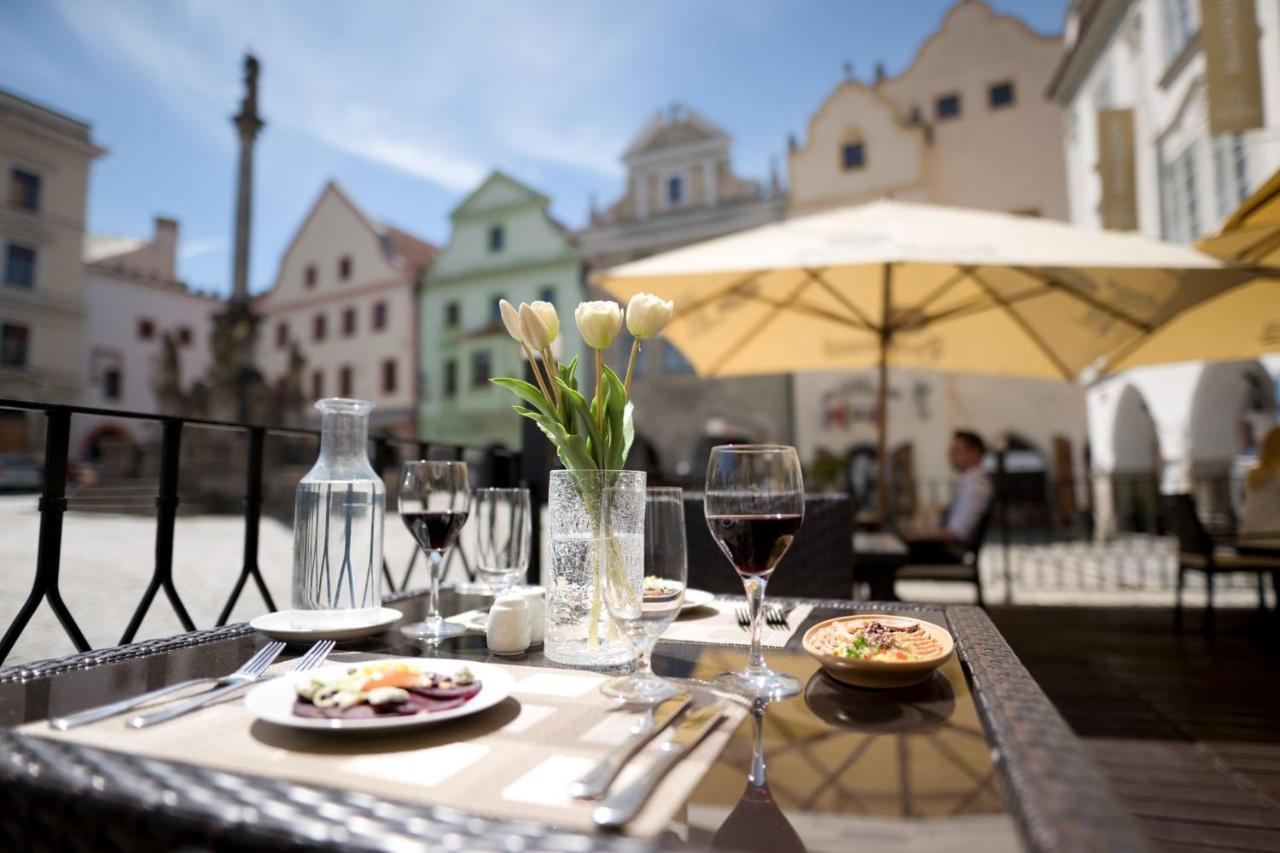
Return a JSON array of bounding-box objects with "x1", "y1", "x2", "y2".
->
[
  {"x1": 894, "y1": 502, "x2": 993, "y2": 607},
  {"x1": 684, "y1": 492, "x2": 855, "y2": 599},
  {"x1": 1162, "y1": 494, "x2": 1278, "y2": 635}
]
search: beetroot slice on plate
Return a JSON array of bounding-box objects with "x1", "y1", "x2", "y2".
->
[{"x1": 291, "y1": 679, "x2": 482, "y2": 720}]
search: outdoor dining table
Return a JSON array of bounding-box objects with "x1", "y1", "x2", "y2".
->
[
  {"x1": 0, "y1": 589, "x2": 1141, "y2": 852},
  {"x1": 852, "y1": 531, "x2": 911, "y2": 601}
]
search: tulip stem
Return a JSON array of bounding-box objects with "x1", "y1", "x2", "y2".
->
[
  {"x1": 594, "y1": 348, "x2": 605, "y2": 439},
  {"x1": 522, "y1": 342, "x2": 554, "y2": 408},
  {"x1": 541, "y1": 346, "x2": 562, "y2": 408},
  {"x1": 623, "y1": 337, "x2": 640, "y2": 395}
]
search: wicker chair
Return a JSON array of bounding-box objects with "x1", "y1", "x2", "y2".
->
[
  {"x1": 684, "y1": 492, "x2": 854, "y2": 599},
  {"x1": 1162, "y1": 494, "x2": 1277, "y2": 635}
]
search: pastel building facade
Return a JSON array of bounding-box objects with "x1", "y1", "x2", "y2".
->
[
  {"x1": 578, "y1": 105, "x2": 789, "y2": 481},
  {"x1": 1049, "y1": 0, "x2": 1280, "y2": 532},
  {"x1": 419, "y1": 171, "x2": 583, "y2": 449},
  {"x1": 75, "y1": 216, "x2": 220, "y2": 459},
  {"x1": 253, "y1": 182, "x2": 435, "y2": 438},
  {"x1": 0, "y1": 89, "x2": 102, "y2": 451}
]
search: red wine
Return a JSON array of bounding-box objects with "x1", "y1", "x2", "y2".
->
[
  {"x1": 401, "y1": 511, "x2": 468, "y2": 551},
  {"x1": 706, "y1": 514, "x2": 802, "y2": 576}
]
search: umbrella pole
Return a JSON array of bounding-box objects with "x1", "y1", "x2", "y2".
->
[{"x1": 877, "y1": 264, "x2": 892, "y2": 527}]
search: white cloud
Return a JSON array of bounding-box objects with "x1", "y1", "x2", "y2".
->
[
  {"x1": 178, "y1": 236, "x2": 228, "y2": 261},
  {"x1": 46, "y1": 0, "x2": 662, "y2": 192}
]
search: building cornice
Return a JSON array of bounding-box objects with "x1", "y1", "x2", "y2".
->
[
  {"x1": 424, "y1": 253, "x2": 581, "y2": 289},
  {"x1": 1046, "y1": 0, "x2": 1131, "y2": 103}
]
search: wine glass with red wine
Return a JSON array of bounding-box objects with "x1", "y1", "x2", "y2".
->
[
  {"x1": 398, "y1": 460, "x2": 471, "y2": 641},
  {"x1": 704, "y1": 445, "x2": 804, "y2": 699}
]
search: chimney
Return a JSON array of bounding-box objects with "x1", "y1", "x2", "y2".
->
[{"x1": 153, "y1": 216, "x2": 179, "y2": 279}]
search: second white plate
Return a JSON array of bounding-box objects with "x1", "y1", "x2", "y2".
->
[
  {"x1": 681, "y1": 588, "x2": 715, "y2": 612},
  {"x1": 249, "y1": 607, "x2": 402, "y2": 642}
]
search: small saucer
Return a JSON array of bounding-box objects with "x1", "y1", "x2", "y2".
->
[{"x1": 249, "y1": 608, "x2": 402, "y2": 642}]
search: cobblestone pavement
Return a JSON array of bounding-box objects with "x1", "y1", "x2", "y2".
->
[{"x1": 1, "y1": 496, "x2": 1271, "y2": 666}]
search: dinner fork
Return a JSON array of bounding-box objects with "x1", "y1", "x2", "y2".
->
[
  {"x1": 127, "y1": 640, "x2": 334, "y2": 728},
  {"x1": 49, "y1": 641, "x2": 287, "y2": 731}
]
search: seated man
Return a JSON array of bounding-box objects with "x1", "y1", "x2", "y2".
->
[{"x1": 903, "y1": 430, "x2": 993, "y2": 561}]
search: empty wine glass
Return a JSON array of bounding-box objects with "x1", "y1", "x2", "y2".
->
[
  {"x1": 398, "y1": 461, "x2": 471, "y2": 641},
  {"x1": 602, "y1": 487, "x2": 687, "y2": 703},
  {"x1": 705, "y1": 445, "x2": 804, "y2": 700},
  {"x1": 469, "y1": 487, "x2": 531, "y2": 596}
]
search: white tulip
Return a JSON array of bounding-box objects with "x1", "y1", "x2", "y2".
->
[
  {"x1": 625, "y1": 293, "x2": 674, "y2": 340},
  {"x1": 529, "y1": 301, "x2": 559, "y2": 344},
  {"x1": 519, "y1": 302, "x2": 552, "y2": 350},
  {"x1": 575, "y1": 300, "x2": 623, "y2": 350},
  {"x1": 499, "y1": 299, "x2": 522, "y2": 342}
]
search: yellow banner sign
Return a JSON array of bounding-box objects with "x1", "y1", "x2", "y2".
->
[
  {"x1": 1202, "y1": 0, "x2": 1264, "y2": 134},
  {"x1": 1095, "y1": 108, "x2": 1137, "y2": 231}
]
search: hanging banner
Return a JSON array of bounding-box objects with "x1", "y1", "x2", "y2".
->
[
  {"x1": 1095, "y1": 108, "x2": 1138, "y2": 231},
  {"x1": 1201, "y1": 0, "x2": 1264, "y2": 134}
]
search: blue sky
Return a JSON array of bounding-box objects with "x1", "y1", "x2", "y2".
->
[{"x1": 2, "y1": 0, "x2": 1068, "y2": 296}]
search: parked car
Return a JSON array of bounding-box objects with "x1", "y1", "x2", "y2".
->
[{"x1": 0, "y1": 454, "x2": 42, "y2": 493}]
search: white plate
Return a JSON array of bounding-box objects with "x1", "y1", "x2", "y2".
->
[
  {"x1": 681, "y1": 589, "x2": 715, "y2": 612},
  {"x1": 249, "y1": 608, "x2": 402, "y2": 642},
  {"x1": 245, "y1": 658, "x2": 516, "y2": 732}
]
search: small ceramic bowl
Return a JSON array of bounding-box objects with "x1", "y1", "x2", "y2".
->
[{"x1": 802, "y1": 614, "x2": 954, "y2": 689}]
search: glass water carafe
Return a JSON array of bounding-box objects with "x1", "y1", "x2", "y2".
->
[{"x1": 290, "y1": 398, "x2": 385, "y2": 626}]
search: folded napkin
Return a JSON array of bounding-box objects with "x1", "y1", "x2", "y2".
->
[{"x1": 662, "y1": 600, "x2": 812, "y2": 648}]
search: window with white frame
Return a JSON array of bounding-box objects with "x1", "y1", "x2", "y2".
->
[
  {"x1": 1211, "y1": 134, "x2": 1250, "y2": 224},
  {"x1": 1160, "y1": 141, "x2": 1202, "y2": 244},
  {"x1": 1161, "y1": 0, "x2": 1194, "y2": 66}
]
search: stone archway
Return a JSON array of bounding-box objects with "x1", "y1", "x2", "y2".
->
[
  {"x1": 1110, "y1": 385, "x2": 1162, "y2": 533},
  {"x1": 1187, "y1": 360, "x2": 1277, "y2": 519}
]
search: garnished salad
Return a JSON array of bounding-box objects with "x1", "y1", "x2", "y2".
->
[
  {"x1": 642, "y1": 576, "x2": 684, "y2": 598},
  {"x1": 834, "y1": 621, "x2": 920, "y2": 662},
  {"x1": 293, "y1": 662, "x2": 481, "y2": 719}
]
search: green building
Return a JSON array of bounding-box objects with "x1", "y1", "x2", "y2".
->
[{"x1": 419, "y1": 171, "x2": 583, "y2": 448}]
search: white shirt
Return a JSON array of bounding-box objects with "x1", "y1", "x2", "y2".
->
[{"x1": 943, "y1": 466, "x2": 994, "y2": 544}]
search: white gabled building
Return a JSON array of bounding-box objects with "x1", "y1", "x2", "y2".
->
[
  {"x1": 75, "y1": 216, "x2": 220, "y2": 461},
  {"x1": 1049, "y1": 0, "x2": 1280, "y2": 532},
  {"x1": 253, "y1": 181, "x2": 437, "y2": 438}
]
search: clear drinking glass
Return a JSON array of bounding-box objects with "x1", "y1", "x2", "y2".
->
[
  {"x1": 602, "y1": 487, "x2": 688, "y2": 703},
  {"x1": 704, "y1": 445, "x2": 804, "y2": 700},
  {"x1": 398, "y1": 461, "x2": 471, "y2": 641},
  {"x1": 468, "y1": 487, "x2": 531, "y2": 595}
]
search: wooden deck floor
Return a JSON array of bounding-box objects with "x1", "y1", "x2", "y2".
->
[{"x1": 989, "y1": 605, "x2": 1280, "y2": 852}]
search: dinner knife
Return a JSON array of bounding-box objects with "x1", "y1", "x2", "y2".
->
[
  {"x1": 568, "y1": 694, "x2": 692, "y2": 800},
  {"x1": 592, "y1": 703, "x2": 726, "y2": 829}
]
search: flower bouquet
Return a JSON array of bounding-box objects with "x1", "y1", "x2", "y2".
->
[{"x1": 491, "y1": 294, "x2": 673, "y2": 664}]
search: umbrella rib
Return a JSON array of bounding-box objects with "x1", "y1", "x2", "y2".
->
[
  {"x1": 912, "y1": 266, "x2": 975, "y2": 316},
  {"x1": 670, "y1": 270, "x2": 769, "y2": 319},
  {"x1": 1013, "y1": 266, "x2": 1155, "y2": 332},
  {"x1": 967, "y1": 269, "x2": 1075, "y2": 380},
  {"x1": 706, "y1": 274, "x2": 815, "y2": 376},
  {"x1": 912, "y1": 283, "x2": 1050, "y2": 329},
  {"x1": 1238, "y1": 227, "x2": 1280, "y2": 263},
  {"x1": 804, "y1": 267, "x2": 880, "y2": 331}
]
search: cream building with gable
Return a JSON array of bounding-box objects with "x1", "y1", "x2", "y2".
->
[
  {"x1": 254, "y1": 181, "x2": 436, "y2": 437},
  {"x1": 419, "y1": 171, "x2": 584, "y2": 449}
]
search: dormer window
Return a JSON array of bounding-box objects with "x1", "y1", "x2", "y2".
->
[
  {"x1": 842, "y1": 142, "x2": 866, "y2": 171},
  {"x1": 667, "y1": 176, "x2": 683, "y2": 205},
  {"x1": 304, "y1": 264, "x2": 317, "y2": 288},
  {"x1": 488, "y1": 224, "x2": 504, "y2": 253},
  {"x1": 338, "y1": 255, "x2": 352, "y2": 281},
  {"x1": 935, "y1": 93, "x2": 961, "y2": 121}
]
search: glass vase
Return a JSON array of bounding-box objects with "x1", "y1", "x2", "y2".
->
[
  {"x1": 544, "y1": 469, "x2": 644, "y2": 667},
  {"x1": 290, "y1": 398, "x2": 385, "y2": 627}
]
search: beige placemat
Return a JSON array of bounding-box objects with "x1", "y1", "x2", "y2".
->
[
  {"x1": 663, "y1": 601, "x2": 813, "y2": 648},
  {"x1": 25, "y1": 654, "x2": 746, "y2": 839}
]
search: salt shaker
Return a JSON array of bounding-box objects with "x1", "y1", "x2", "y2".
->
[{"x1": 486, "y1": 594, "x2": 531, "y2": 655}]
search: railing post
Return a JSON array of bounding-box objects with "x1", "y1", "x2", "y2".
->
[
  {"x1": 217, "y1": 426, "x2": 276, "y2": 625},
  {"x1": 0, "y1": 407, "x2": 88, "y2": 664},
  {"x1": 120, "y1": 419, "x2": 195, "y2": 644}
]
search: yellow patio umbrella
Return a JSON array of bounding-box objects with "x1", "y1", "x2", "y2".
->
[
  {"x1": 596, "y1": 199, "x2": 1255, "y2": 517},
  {"x1": 1104, "y1": 169, "x2": 1280, "y2": 374}
]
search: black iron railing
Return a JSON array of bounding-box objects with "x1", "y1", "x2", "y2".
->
[{"x1": 0, "y1": 398, "x2": 519, "y2": 665}]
